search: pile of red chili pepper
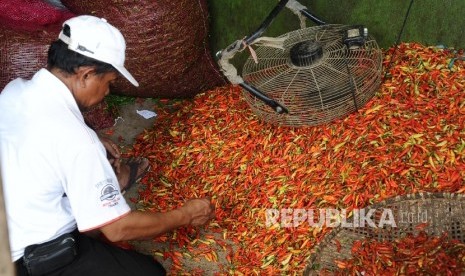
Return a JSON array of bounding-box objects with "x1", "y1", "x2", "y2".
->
[
  {"x1": 327, "y1": 231, "x2": 465, "y2": 275},
  {"x1": 125, "y1": 42, "x2": 465, "y2": 274}
]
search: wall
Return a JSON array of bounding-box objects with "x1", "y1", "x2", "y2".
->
[
  {"x1": 307, "y1": 0, "x2": 464, "y2": 49},
  {"x1": 208, "y1": 0, "x2": 465, "y2": 69}
]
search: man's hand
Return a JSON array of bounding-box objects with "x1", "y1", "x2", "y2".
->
[
  {"x1": 99, "y1": 136, "x2": 122, "y2": 174},
  {"x1": 180, "y1": 198, "x2": 215, "y2": 226},
  {"x1": 101, "y1": 197, "x2": 216, "y2": 241}
]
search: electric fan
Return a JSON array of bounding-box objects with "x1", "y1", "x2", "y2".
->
[{"x1": 216, "y1": 0, "x2": 383, "y2": 127}]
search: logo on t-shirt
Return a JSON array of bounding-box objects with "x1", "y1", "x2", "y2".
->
[{"x1": 100, "y1": 184, "x2": 119, "y2": 201}]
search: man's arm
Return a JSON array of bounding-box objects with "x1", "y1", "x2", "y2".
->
[
  {"x1": 99, "y1": 198, "x2": 214, "y2": 242},
  {"x1": 98, "y1": 136, "x2": 122, "y2": 174}
]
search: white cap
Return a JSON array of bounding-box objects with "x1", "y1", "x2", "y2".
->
[{"x1": 58, "y1": 15, "x2": 138, "y2": 87}]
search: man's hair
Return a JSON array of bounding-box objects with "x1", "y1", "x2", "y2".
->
[{"x1": 47, "y1": 24, "x2": 117, "y2": 75}]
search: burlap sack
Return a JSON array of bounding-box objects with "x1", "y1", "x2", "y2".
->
[{"x1": 60, "y1": 0, "x2": 226, "y2": 98}]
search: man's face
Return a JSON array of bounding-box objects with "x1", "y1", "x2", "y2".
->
[{"x1": 73, "y1": 71, "x2": 118, "y2": 111}]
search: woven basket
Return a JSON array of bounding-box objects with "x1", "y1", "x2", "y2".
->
[{"x1": 304, "y1": 192, "x2": 465, "y2": 275}]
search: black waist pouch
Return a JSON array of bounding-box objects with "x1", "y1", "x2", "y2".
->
[{"x1": 23, "y1": 232, "x2": 77, "y2": 276}]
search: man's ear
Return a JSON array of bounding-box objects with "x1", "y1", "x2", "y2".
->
[{"x1": 75, "y1": 66, "x2": 96, "y2": 88}]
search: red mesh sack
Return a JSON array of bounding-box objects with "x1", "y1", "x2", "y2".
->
[
  {"x1": 60, "y1": 0, "x2": 226, "y2": 98},
  {"x1": 0, "y1": 0, "x2": 74, "y2": 86},
  {"x1": 0, "y1": 0, "x2": 74, "y2": 32},
  {"x1": 0, "y1": 25, "x2": 58, "y2": 88},
  {"x1": 0, "y1": 1, "x2": 114, "y2": 130}
]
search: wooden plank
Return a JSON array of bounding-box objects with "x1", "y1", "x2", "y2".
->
[{"x1": 0, "y1": 171, "x2": 14, "y2": 276}]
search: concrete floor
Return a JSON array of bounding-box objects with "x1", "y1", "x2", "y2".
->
[{"x1": 99, "y1": 98, "x2": 160, "y2": 147}]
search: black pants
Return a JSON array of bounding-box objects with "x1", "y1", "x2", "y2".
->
[{"x1": 15, "y1": 232, "x2": 166, "y2": 276}]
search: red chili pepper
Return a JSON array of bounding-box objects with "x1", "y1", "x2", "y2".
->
[{"x1": 120, "y1": 43, "x2": 465, "y2": 273}]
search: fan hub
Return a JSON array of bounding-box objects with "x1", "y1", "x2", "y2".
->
[{"x1": 289, "y1": 40, "x2": 323, "y2": 67}]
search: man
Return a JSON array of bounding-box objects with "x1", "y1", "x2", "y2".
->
[{"x1": 0, "y1": 15, "x2": 214, "y2": 275}]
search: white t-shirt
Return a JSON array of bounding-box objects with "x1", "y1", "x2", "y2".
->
[{"x1": 0, "y1": 69, "x2": 131, "y2": 261}]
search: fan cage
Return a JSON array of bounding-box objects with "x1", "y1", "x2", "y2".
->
[{"x1": 242, "y1": 24, "x2": 383, "y2": 127}]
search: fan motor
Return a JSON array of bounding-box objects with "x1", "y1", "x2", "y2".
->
[{"x1": 289, "y1": 40, "x2": 323, "y2": 67}]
